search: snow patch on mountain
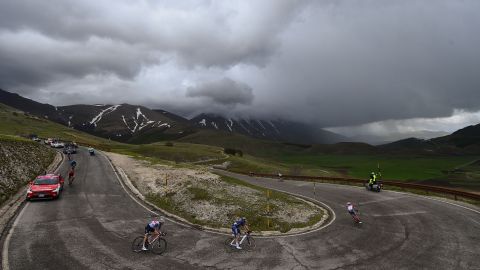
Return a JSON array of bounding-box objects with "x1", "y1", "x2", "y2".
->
[
  {"x1": 136, "y1": 108, "x2": 148, "y2": 121},
  {"x1": 256, "y1": 120, "x2": 266, "y2": 130},
  {"x1": 211, "y1": 122, "x2": 218, "y2": 129},
  {"x1": 158, "y1": 123, "x2": 171, "y2": 128},
  {"x1": 122, "y1": 115, "x2": 131, "y2": 133},
  {"x1": 238, "y1": 120, "x2": 252, "y2": 135},
  {"x1": 268, "y1": 121, "x2": 281, "y2": 134},
  {"x1": 199, "y1": 119, "x2": 206, "y2": 126},
  {"x1": 90, "y1": 105, "x2": 120, "y2": 127},
  {"x1": 225, "y1": 119, "x2": 233, "y2": 131}
]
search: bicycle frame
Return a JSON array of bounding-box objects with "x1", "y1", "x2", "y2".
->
[
  {"x1": 239, "y1": 234, "x2": 248, "y2": 245},
  {"x1": 147, "y1": 233, "x2": 160, "y2": 245},
  {"x1": 229, "y1": 233, "x2": 249, "y2": 246}
]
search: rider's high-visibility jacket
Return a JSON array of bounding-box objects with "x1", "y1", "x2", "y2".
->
[{"x1": 369, "y1": 174, "x2": 376, "y2": 184}]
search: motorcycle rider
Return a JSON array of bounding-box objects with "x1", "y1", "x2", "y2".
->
[{"x1": 368, "y1": 172, "x2": 377, "y2": 189}]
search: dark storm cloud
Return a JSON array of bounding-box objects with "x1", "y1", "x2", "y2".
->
[
  {"x1": 0, "y1": 0, "x2": 306, "y2": 93},
  {"x1": 249, "y1": 0, "x2": 480, "y2": 127},
  {"x1": 1, "y1": 0, "x2": 480, "y2": 130},
  {"x1": 186, "y1": 78, "x2": 254, "y2": 106}
]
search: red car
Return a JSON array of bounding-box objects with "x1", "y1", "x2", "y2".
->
[{"x1": 26, "y1": 174, "x2": 65, "y2": 200}]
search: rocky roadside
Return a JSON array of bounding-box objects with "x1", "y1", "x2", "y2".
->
[{"x1": 0, "y1": 136, "x2": 62, "y2": 238}]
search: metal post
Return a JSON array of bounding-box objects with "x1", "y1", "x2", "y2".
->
[
  {"x1": 165, "y1": 174, "x2": 168, "y2": 193},
  {"x1": 266, "y1": 190, "x2": 270, "y2": 213}
]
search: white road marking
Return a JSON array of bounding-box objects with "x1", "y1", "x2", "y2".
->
[
  {"x1": 370, "y1": 211, "x2": 427, "y2": 217},
  {"x1": 2, "y1": 200, "x2": 28, "y2": 270},
  {"x1": 358, "y1": 195, "x2": 410, "y2": 206},
  {"x1": 386, "y1": 189, "x2": 480, "y2": 215}
]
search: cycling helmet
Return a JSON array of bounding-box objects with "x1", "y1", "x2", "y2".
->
[
  {"x1": 159, "y1": 216, "x2": 165, "y2": 223},
  {"x1": 347, "y1": 202, "x2": 352, "y2": 205},
  {"x1": 241, "y1": 217, "x2": 247, "y2": 222}
]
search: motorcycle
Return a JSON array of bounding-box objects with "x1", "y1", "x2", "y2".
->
[{"x1": 365, "y1": 181, "x2": 382, "y2": 192}]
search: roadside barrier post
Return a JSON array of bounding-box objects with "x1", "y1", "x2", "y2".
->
[
  {"x1": 313, "y1": 182, "x2": 316, "y2": 195},
  {"x1": 266, "y1": 190, "x2": 270, "y2": 213},
  {"x1": 165, "y1": 174, "x2": 168, "y2": 193}
]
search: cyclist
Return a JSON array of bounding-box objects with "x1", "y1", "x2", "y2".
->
[
  {"x1": 68, "y1": 167, "x2": 75, "y2": 185},
  {"x1": 347, "y1": 202, "x2": 362, "y2": 224},
  {"x1": 142, "y1": 216, "x2": 165, "y2": 251},
  {"x1": 70, "y1": 160, "x2": 77, "y2": 169},
  {"x1": 231, "y1": 217, "x2": 249, "y2": 250}
]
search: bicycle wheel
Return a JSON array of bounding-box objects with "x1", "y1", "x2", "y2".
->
[
  {"x1": 131, "y1": 236, "x2": 145, "y2": 252},
  {"x1": 151, "y1": 238, "x2": 167, "y2": 254},
  {"x1": 245, "y1": 236, "x2": 256, "y2": 250},
  {"x1": 225, "y1": 237, "x2": 235, "y2": 248}
]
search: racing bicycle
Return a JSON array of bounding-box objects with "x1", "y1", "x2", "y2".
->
[
  {"x1": 225, "y1": 231, "x2": 256, "y2": 251},
  {"x1": 132, "y1": 232, "x2": 167, "y2": 254}
]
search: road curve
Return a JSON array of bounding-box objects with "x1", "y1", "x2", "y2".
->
[{"x1": 3, "y1": 149, "x2": 480, "y2": 270}]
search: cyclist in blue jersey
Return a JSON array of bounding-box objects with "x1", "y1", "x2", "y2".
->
[
  {"x1": 231, "y1": 217, "x2": 249, "y2": 250},
  {"x1": 142, "y1": 216, "x2": 165, "y2": 251}
]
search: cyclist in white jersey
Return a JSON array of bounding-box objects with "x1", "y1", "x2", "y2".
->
[
  {"x1": 142, "y1": 217, "x2": 165, "y2": 250},
  {"x1": 347, "y1": 202, "x2": 362, "y2": 224}
]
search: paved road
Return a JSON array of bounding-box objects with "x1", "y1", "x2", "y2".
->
[{"x1": 3, "y1": 149, "x2": 480, "y2": 269}]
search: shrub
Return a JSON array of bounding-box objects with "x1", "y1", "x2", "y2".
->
[
  {"x1": 224, "y1": 148, "x2": 237, "y2": 155},
  {"x1": 224, "y1": 148, "x2": 243, "y2": 157},
  {"x1": 165, "y1": 142, "x2": 174, "y2": 147}
]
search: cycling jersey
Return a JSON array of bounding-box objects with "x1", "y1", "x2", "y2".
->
[
  {"x1": 347, "y1": 205, "x2": 355, "y2": 213},
  {"x1": 232, "y1": 219, "x2": 245, "y2": 228},
  {"x1": 231, "y1": 219, "x2": 246, "y2": 236},
  {"x1": 148, "y1": 221, "x2": 161, "y2": 228},
  {"x1": 145, "y1": 220, "x2": 162, "y2": 234}
]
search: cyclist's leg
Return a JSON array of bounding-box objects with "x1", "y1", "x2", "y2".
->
[
  {"x1": 233, "y1": 228, "x2": 242, "y2": 249},
  {"x1": 143, "y1": 226, "x2": 153, "y2": 249}
]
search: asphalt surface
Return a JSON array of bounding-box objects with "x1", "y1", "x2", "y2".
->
[{"x1": 3, "y1": 149, "x2": 480, "y2": 270}]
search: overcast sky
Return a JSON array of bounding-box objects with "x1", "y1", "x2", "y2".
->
[{"x1": 1, "y1": 0, "x2": 480, "y2": 137}]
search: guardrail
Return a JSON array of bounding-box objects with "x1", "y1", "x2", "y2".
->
[{"x1": 231, "y1": 171, "x2": 480, "y2": 202}]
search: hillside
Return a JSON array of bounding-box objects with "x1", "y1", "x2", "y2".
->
[
  {"x1": 0, "y1": 103, "x2": 114, "y2": 149},
  {"x1": 0, "y1": 89, "x2": 194, "y2": 144},
  {"x1": 432, "y1": 124, "x2": 480, "y2": 151},
  {"x1": 0, "y1": 135, "x2": 56, "y2": 205},
  {"x1": 379, "y1": 125, "x2": 480, "y2": 155}
]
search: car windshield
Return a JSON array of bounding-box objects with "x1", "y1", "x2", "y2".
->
[{"x1": 33, "y1": 178, "x2": 58, "y2": 185}]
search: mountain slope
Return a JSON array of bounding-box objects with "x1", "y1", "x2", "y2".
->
[
  {"x1": 379, "y1": 124, "x2": 480, "y2": 155},
  {"x1": 0, "y1": 88, "x2": 67, "y2": 122},
  {"x1": 190, "y1": 113, "x2": 346, "y2": 144},
  {"x1": 59, "y1": 104, "x2": 191, "y2": 142},
  {"x1": 0, "y1": 89, "x2": 194, "y2": 144}
]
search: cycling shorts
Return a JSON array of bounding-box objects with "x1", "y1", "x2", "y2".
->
[
  {"x1": 145, "y1": 225, "x2": 155, "y2": 234},
  {"x1": 231, "y1": 226, "x2": 240, "y2": 236}
]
